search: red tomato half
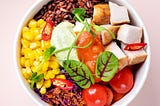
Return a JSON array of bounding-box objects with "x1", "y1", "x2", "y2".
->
[
  {"x1": 109, "y1": 67, "x2": 134, "y2": 94},
  {"x1": 82, "y1": 84, "x2": 113, "y2": 106}
]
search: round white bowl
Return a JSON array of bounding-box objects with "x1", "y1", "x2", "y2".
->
[{"x1": 14, "y1": 0, "x2": 151, "y2": 106}]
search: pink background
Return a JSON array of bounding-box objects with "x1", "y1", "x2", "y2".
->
[{"x1": 0, "y1": 0, "x2": 159, "y2": 106}]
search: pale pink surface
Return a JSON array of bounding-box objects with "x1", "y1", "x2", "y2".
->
[{"x1": 0, "y1": 0, "x2": 159, "y2": 106}]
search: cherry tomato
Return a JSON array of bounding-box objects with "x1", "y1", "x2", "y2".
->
[
  {"x1": 109, "y1": 67, "x2": 134, "y2": 94},
  {"x1": 82, "y1": 84, "x2": 113, "y2": 106},
  {"x1": 112, "y1": 91, "x2": 125, "y2": 102}
]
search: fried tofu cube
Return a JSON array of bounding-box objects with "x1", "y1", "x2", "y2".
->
[
  {"x1": 121, "y1": 43, "x2": 147, "y2": 65},
  {"x1": 105, "y1": 42, "x2": 128, "y2": 70},
  {"x1": 93, "y1": 4, "x2": 110, "y2": 25},
  {"x1": 117, "y1": 24, "x2": 143, "y2": 44},
  {"x1": 101, "y1": 25, "x2": 120, "y2": 45},
  {"x1": 109, "y1": 2, "x2": 130, "y2": 25}
]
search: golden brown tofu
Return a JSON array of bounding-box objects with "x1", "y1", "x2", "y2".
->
[
  {"x1": 93, "y1": 4, "x2": 110, "y2": 25},
  {"x1": 101, "y1": 25, "x2": 120, "y2": 45}
]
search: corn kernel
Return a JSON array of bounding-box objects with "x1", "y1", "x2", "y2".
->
[
  {"x1": 30, "y1": 41, "x2": 41, "y2": 49},
  {"x1": 43, "y1": 80, "x2": 51, "y2": 88},
  {"x1": 49, "y1": 61, "x2": 59, "y2": 69},
  {"x1": 31, "y1": 66, "x2": 36, "y2": 73},
  {"x1": 47, "y1": 70, "x2": 55, "y2": 79},
  {"x1": 40, "y1": 86, "x2": 46, "y2": 94},
  {"x1": 36, "y1": 79, "x2": 44, "y2": 89},
  {"x1": 56, "y1": 74, "x2": 66, "y2": 79},
  {"x1": 26, "y1": 67, "x2": 32, "y2": 76},
  {"x1": 33, "y1": 60, "x2": 40, "y2": 67},
  {"x1": 37, "y1": 19, "x2": 46, "y2": 28},
  {"x1": 22, "y1": 68, "x2": 30, "y2": 79},
  {"x1": 25, "y1": 59, "x2": 31, "y2": 67},
  {"x1": 28, "y1": 19, "x2": 37, "y2": 28},
  {"x1": 22, "y1": 26, "x2": 29, "y2": 33},
  {"x1": 34, "y1": 34, "x2": 42, "y2": 41},
  {"x1": 42, "y1": 61, "x2": 49, "y2": 72},
  {"x1": 35, "y1": 48, "x2": 42, "y2": 55},
  {"x1": 30, "y1": 27, "x2": 40, "y2": 36},
  {"x1": 21, "y1": 39, "x2": 30, "y2": 48},
  {"x1": 24, "y1": 51, "x2": 35, "y2": 60},
  {"x1": 41, "y1": 40, "x2": 50, "y2": 50},
  {"x1": 22, "y1": 31, "x2": 34, "y2": 41},
  {"x1": 51, "y1": 69, "x2": 60, "y2": 75},
  {"x1": 20, "y1": 57, "x2": 25, "y2": 67}
]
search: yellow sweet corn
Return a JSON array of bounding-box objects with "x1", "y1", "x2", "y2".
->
[
  {"x1": 24, "y1": 59, "x2": 31, "y2": 67},
  {"x1": 22, "y1": 68, "x2": 30, "y2": 79},
  {"x1": 37, "y1": 19, "x2": 46, "y2": 28},
  {"x1": 34, "y1": 34, "x2": 42, "y2": 41},
  {"x1": 49, "y1": 60, "x2": 59, "y2": 69},
  {"x1": 20, "y1": 57, "x2": 25, "y2": 67},
  {"x1": 41, "y1": 61, "x2": 49, "y2": 72},
  {"x1": 22, "y1": 31, "x2": 34, "y2": 41},
  {"x1": 30, "y1": 27, "x2": 40, "y2": 36},
  {"x1": 22, "y1": 26, "x2": 29, "y2": 33},
  {"x1": 43, "y1": 80, "x2": 51, "y2": 88},
  {"x1": 28, "y1": 19, "x2": 37, "y2": 28},
  {"x1": 40, "y1": 86, "x2": 46, "y2": 94},
  {"x1": 56, "y1": 74, "x2": 66, "y2": 79},
  {"x1": 30, "y1": 41, "x2": 41, "y2": 49},
  {"x1": 21, "y1": 39, "x2": 30, "y2": 48},
  {"x1": 36, "y1": 79, "x2": 44, "y2": 89},
  {"x1": 20, "y1": 19, "x2": 67, "y2": 91},
  {"x1": 47, "y1": 70, "x2": 55, "y2": 79},
  {"x1": 51, "y1": 69, "x2": 60, "y2": 75},
  {"x1": 26, "y1": 67, "x2": 32, "y2": 76}
]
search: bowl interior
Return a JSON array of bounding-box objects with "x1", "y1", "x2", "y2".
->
[{"x1": 14, "y1": 0, "x2": 151, "y2": 106}]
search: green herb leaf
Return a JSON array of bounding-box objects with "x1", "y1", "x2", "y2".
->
[
  {"x1": 42, "y1": 46, "x2": 56, "y2": 63},
  {"x1": 30, "y1": 72, "x2": 37, "y2": 80},
  {"x1": 96, "y1": 51, "x2": 119, "y2": 82},
  {"x1": 63, "y1": 60, "x2": 95, "y2": 88},
  {"x1": 33, "y1": 73, "x2": 44, "y2": 83},
  {"x1": 72, "y1": 8, "x2": 86, "y2": 22}
]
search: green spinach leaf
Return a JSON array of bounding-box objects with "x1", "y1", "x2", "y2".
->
[
  {"x1": 96, "y1": 51, "x2": 118, "y2": 82},
  {"x1": 63, "y1": 60, "x2": 95, "y2": 88}
]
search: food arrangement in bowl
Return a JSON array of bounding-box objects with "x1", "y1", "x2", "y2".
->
[{"x1": 16, "y1": 0, "x2": 149, "y2": 106}]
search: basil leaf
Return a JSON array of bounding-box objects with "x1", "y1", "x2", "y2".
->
[
  {"x1": 63, "y1": 60, "x2": 95, "y2": 88},
  {"x1": 96, "y1": 51, "x2": 118, "y2": 82}
]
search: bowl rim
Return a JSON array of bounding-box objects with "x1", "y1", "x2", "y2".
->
[{"x1": 13, "y1": 0, "x2": 151, "y2": 106}]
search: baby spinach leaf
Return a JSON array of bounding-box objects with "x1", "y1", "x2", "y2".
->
[
  {"x1": 96, "y1": 51, "x2": 118, "y2": 82},
  {"x1": 63, "y1": 60, "x2": 95, "y2": 88}
]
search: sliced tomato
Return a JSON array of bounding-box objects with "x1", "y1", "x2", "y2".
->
[
  {"x1": 76, "y1": 31, "x2": 104, "y2": 82},
  {"x1": 82, "y1": 84, "x2": 113, "y2": 106},
  {"x1": 109, "y1": 67, "x2": 134, "y2": 94}
]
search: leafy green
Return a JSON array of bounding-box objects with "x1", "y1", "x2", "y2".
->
[
  {"x1": 30, "y1": 72, "x2": 44, "y2": 88},
  {"x1": 63, "y1": 60, "x2": 95, "y2": 88},
  {"x1": 72, "y1": 8, "x2": 86, "y2": 23},
  {"x1": 96, "y1": 51, "x2": 119, "y2": 82}
]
